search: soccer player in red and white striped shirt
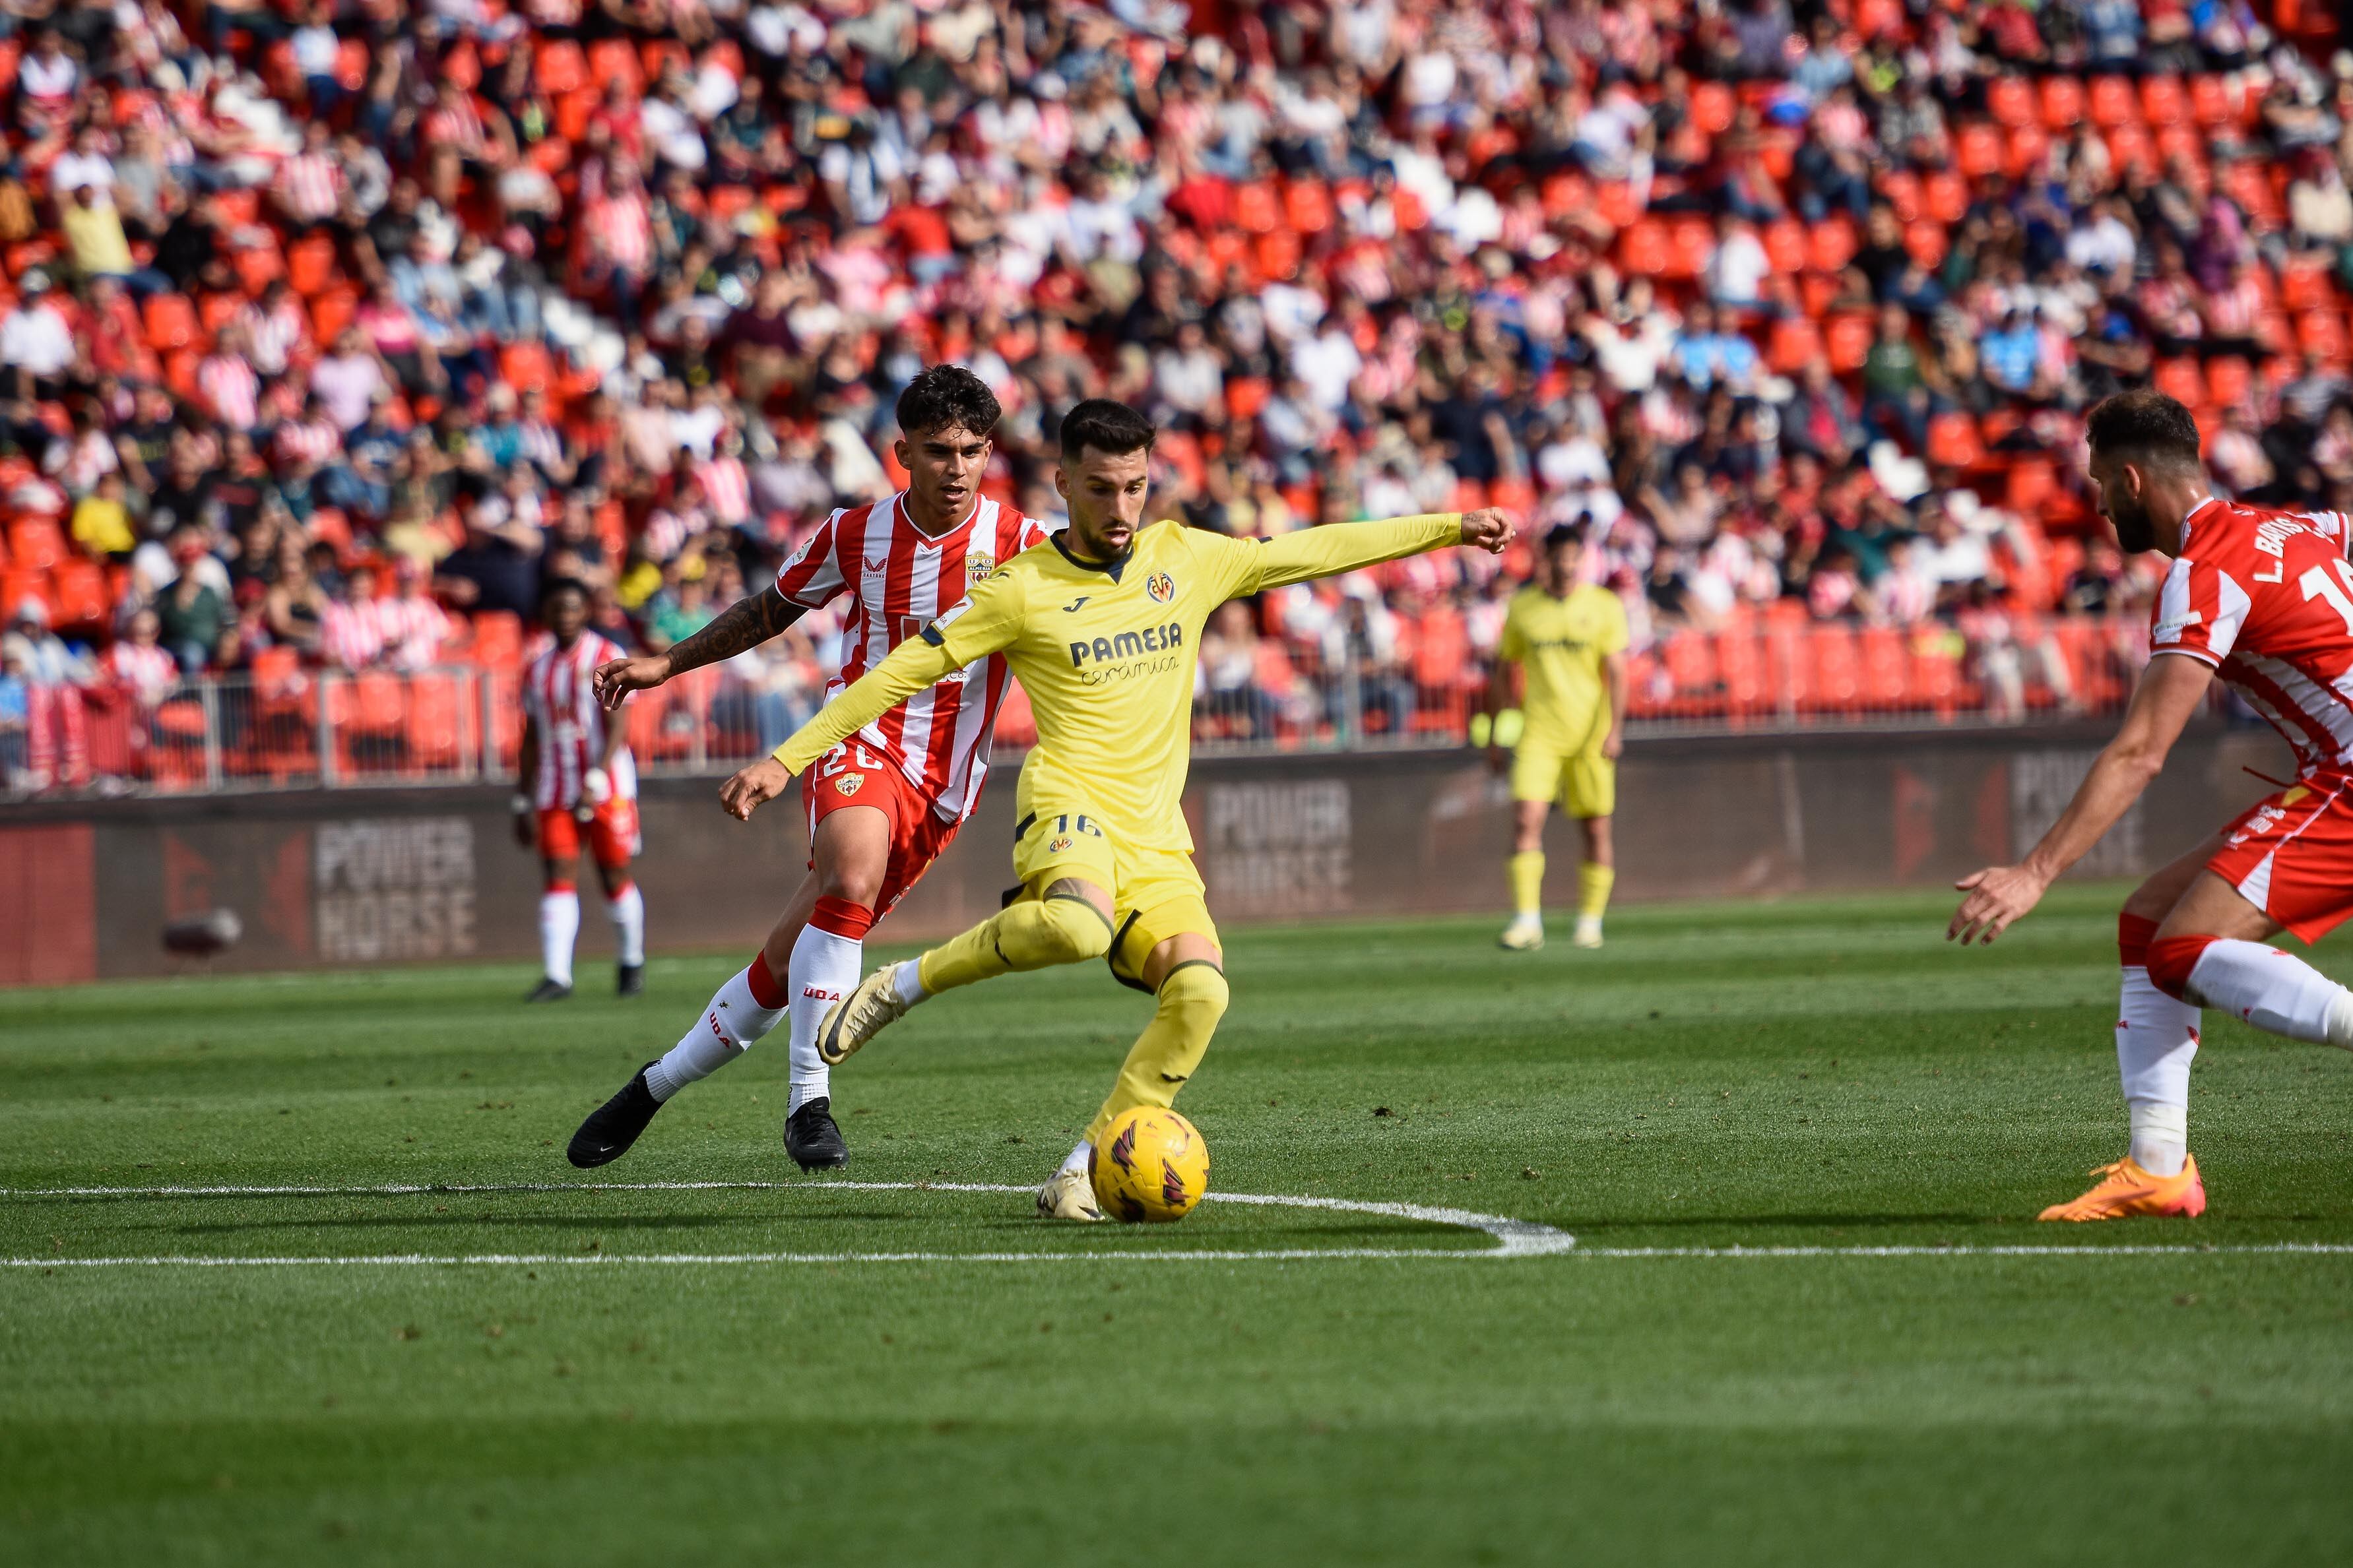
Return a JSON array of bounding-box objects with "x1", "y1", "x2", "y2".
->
[
  {"x1": 1951, "y1": 390, "x2": 2353, "y2": 1221},
  {"x1": 519, "y1": 580, "x2": 645, "y2": 1003},
  {"x1": 566, "y1": 365, "x2": 1050, "y2": 1172}
]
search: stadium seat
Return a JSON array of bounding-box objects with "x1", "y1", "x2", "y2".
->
[
  {"x1": 1903, "y1": 220, "x2": 1948, "y2": 270},
  {"x1": 2038, "y1": 77, "x2": 2084, "y2": 130},
  {"x1": 1809, "y1": 625, "x2": 1862, "y2": 712},
  {"x1": 2281, "y1": 259, "x2": 2333, "y2": 312},
  {"x1": 2188, "y1": 75, "x2": 2234, "y2": 127},
  {"x1": 1660, "y1": 632, "x2": 1722, "y2": 716},
  {"x1": 2007, "y1": 124, "x2": 2049, "y2": 179},
  {"x1": 286, "y1": 234, "x2": 338, "y2": 298},
  {"x1": 1878, "y1": 170, "x2": 1921, "y2": 222},
  {"x1": 142, "y1": 292, "x2": 200, "y2": 352},
  {"x1": 1231, "y1": 182, "x2": 1279, "y2": 235},
  {"x1": 2088, "y1": 77, "x2": 2137, "y2": 128},
  {"x1": 1592, "y1": 182, "x2": 1640, "y2": 230},
  {"x1": 470, "y1": 612, "x2": 525, "y2": 668},
  {"x1": 2207, "y1": 356, "x2": 2253, "y2": 408},
  {"x1": 46, "y1": 558, "x2": 105, "y2": 628},
  {"x1": 1282, "y1": 179, "x2": 1332, "y2": 235},
  {"x1": 1923, "y1": 170, "x2": 1968, "y2": 225},
  {"x1": 1926, "y1": 412, "x2": 1983, "y2": 470},
  {"x1": 1663, "y1": 218, "x2": 1713, "y2": 279},
  {"x1": 1987, "y1": 75, "x2": 2034, "y2": 129},
  {"x1": 1766, "y1": 317, "x2": 1823, "y2": 375},
  {"x1": 1762, "y1": 218, "x2": 1807, "y2": 274},
  {"x1": 1859, "y1": 625, "x2": 1908, "y2": 708},
  {"x1": 1691, "y1": 80, "x2": 1735, "y2": 136},
  {"x1": 536, "y1": 38, "x2": 586, "y2": 96},
  {"x1": 1807, "y1": 217, "x2": 1858, "y2": 274},
  {"x1": 0, "y1": 567, "x2": 46, "y2": 617},
  {"x1": 7, "y1": 517, "x2": 65, "y2": 573},
  {"x1": 2141, "y1": 75, "x2": 2188, "y2": 127},
  {"x1": 1956, "y1": 122, "x2": 2006, "y2": 179},
  {"x1": 1617, "y1": 219, "x2": 1669, "y2": 277},
  {"x1": 2154, "y1": 358, "x2": 2205, "y2": 406},
  {"x1": 1824, "y1": 311, "x2": 1873, "y2": 373},
  {"x1": 1716, "y1": 625, "x2": 1768, "y2": 714}
]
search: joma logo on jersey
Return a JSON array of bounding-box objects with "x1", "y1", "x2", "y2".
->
[{"x1": 1068, "y1": 623, "x2": 1184, "y2": 666}]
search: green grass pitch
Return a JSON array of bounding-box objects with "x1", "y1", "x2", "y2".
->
[{"x1": 4, "y1": 884, "x2": 2352, "y2": 1563}]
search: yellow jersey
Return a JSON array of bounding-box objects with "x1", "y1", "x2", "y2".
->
[
  {"x1": 1498, "y1": 582, "x2": 1627, "y2": 751},
  {"x1": 773, "y1": 513, "x2": 1465, "y2": 854}
]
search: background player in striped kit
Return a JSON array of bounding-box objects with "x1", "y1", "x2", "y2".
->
[
  {"x1": 516, "y1": 579, "x2": 644, "y2": 1003},
  {"x1": 565, "y1": 366, "x2": 1048, "y2": 1172}
]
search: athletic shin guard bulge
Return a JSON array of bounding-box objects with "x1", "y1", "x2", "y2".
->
[
  {"x1": 918, "y1": 896, "x2": 1113, "y2": 994},
  {"x1": 1085, "y1": 962, "x2": 1230, "y2": 1145},
  {"x1": 788, "y1": 897, "x2": 874, "y2": 1113}
]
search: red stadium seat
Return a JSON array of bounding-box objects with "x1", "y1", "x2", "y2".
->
[
  {"x1": 1592, "y1": 182, "x2": 1640, "y2": 230},
  {"x1": 1809, "y1": 625, "x2": 1862, "y2": 712},
  {"x1": 1859, "y1": 625, "x2": 1909, "y2": 708},
  {"x1": 1762, "y1": 218, "x2": 1807, "y2": 274},
  {"x1": 2141, "y1": 75, "x2": 2188, "y2": 127},
  {"x1": 1987, "y1": 75, "x2": 2035, "y2": 129},
  {"x1": 1282, "y1": 179, "x2": 1332, "y2": 235},
  {"x1": 1925, "y1": 412, "x2": 1982, "y2": 469},
  {"x1": 2188, "y1": 75, "x2": 2234, "y2": 127},
  {"x1": 1231, "y1": 181, "x2": 1279, "y2": 235},
  {"x1": 1807, "y1": 217, "x2": 1858, "y2": 274},
  {"x1": 2039, "y1": 77, "x2": 2084, "y2": 130},
  {"x1": 2088, "y1": 77, "x2": 2138, "y2": 129},
  {"x1": 1691, "y1": 80, "x2": 1735, "y2": 137},
  {"x1": 1956, "y1": 122, "x2": 2006, "y2": 180},
  {"x1": 1663, "y1": 217, "x2": 1713, "y2": 279},
  {"x1": 1766, "y1": 316, "x2": 1823, "y2": 375},
  {"x1": 1878, "y1": 170, "x2": 1921, "y2": 223},
  {"x1": 470, "y1": 612, "x2": 525, "y2": 669},
  {"x1": 142, "y1": 292, "x2": 200, "y2": 352},
  {"x1": 7, "y1": 517, "x2": 65, "y2": 572},
  {"x1": 47, "y1": 558, "x2": 105, "y2": 628},
  {"x1": 1617, "y1": 218, "x2": 1669, "y2": 276},
  {"x1": 1923, "y1": 171, "x2": 1968, "y2": 225},
  {"x1": 536, "y1": 39, "x2": 586, "y2": 96},
  {"x1": 1903, "y1": 220, "x2": 1948, "y2": 270},
  {"x1": 2207, "y1": 356, "x2": 2253, "y2": 409},
  {"x1": 1824, "y1": 311, "x2": 1873, "y2": 373},
  {"x1": 2154, "y1": 358, "x2": 2205, "y2": 405}
]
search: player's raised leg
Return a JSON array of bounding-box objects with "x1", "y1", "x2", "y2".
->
[
  {"x1": 568, "y1": 875, "x2": 818, "y2": 1168},
  {"x1": 1043, "y1": 901, "x2": 1227, "y2": 1222}
]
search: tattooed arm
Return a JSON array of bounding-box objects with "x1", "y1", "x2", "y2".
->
[{"x1": 591, "y1": 584, "x2": 808, "y2": 711}]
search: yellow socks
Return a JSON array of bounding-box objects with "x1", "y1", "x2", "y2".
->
[
  {"x1": 1508, "y1": 850, "x2": 1545, "y2": 918},
  {"x1": 1578, "y1": 863, "x2": 1615, "y2": 920},
  {"x1": 917, "y1": 894, "x2": 1112, "y2": 995},
  {"x1": 1085, "y1": 962, "x2": 1229, "y2": 1145}
]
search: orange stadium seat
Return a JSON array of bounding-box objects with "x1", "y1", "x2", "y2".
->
[
  {"x1": 1987, "y1": 75, "x2": 2034, "y2": 129},
  {"x1": 2088, "y1": 77, "x2": 2137, "y2": 128},
  {"x1": 2141, "y1": 75, "x2": 2188, "y2": 127},
  {"x1": 2040, "y1": 77, "x2": 2084, "y2": 129}
]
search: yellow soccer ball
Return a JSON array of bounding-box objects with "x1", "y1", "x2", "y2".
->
[{"x1": 1091, "y1": 1108, "x2": 1209, "y2": 1224}]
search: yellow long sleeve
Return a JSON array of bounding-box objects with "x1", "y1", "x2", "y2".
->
[
  {"x1": 769, "y1": 635, "x2": 960, "y2": 775},
  {"x1": 1246, "y1": 512, "x2": 1463, "y2": 592}
]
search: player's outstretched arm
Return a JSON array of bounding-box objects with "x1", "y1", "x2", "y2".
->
[
  {"x1": 1244, "y1": 507, "x2": 1514, "y2": 593},
  {"x1": 1948, "y1": 652, "x2": 2214, "y2": 945},
  {"x1": 593, "y1": 585, "x2": 807, "y2": 710},
  {"x1": 721, "y1": 574, "x2": 1026, "y2": 821}
]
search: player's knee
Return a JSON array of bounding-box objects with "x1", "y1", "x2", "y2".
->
[
  {"x1": 1022, "y1": 894, "x2": 1113, "y2": 966},
  {"x1": 2146, "y1": 933, "x2": 2217, "y2": 1001},
  {"x1": 1157, "y1": 962, "x2": 1228, "y2": 1028},
  {"x1": 818, "y1": 861, "x2": 886, "y2": 909}
]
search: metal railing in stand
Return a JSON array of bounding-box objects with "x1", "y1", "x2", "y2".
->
[{"x1": 0, "y1": 615, "x2": 2160, "y2": 801}]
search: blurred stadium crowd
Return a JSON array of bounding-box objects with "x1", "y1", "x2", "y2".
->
[{"x1": 0, "y1": 0, "x2": 2348, "y2": 792}]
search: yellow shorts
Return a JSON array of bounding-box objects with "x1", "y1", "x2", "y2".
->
[
  {"x1": 1510, "y1": 741, "x2": 1615, "y2": 819},
  {"x1": 1012, "y1": 802, "x2": 1220, "y2": 992}
]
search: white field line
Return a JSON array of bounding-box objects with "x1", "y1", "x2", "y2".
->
[{"x1": 4, "y1": 1183, "x2": 2351, "y2": 1265}]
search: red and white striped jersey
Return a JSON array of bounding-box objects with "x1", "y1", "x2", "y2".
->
[
  {"x1": 522, "y1": 631, "x2": 638, "y2": 810},
  {"x1": 775, "y1": 492, "x2": 1050, "y2": 821},
  {"x1": 2151, "y1": 496, "x2": 2353, "y2": 772}
]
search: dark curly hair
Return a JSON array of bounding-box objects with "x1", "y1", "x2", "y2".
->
[
  {"x1": 895, "y1": 365, "x2": 1002, "y2": 441},
  {"x1": 2085, "y1": 389, "x2": 2203, "y2": 472}
]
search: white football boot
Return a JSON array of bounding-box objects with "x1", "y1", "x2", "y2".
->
[
  {"x1": 1498, "y1": 914, "x2": 1545, "y2": 951},
  {"x1": 1037, "y1": 1164, "x2": 1105, "y2": 1222},
  {"x1": 1572, "y1": 915, "x2": 1604, "y2": 950}
]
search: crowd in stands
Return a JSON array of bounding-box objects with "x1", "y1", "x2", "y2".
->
[{"x1": 1, "y1": 0, "x2": 2349, "y2": 789}]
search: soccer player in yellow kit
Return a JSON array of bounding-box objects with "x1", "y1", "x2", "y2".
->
[
  {"x1": 1486, "y1": 521, "x2": 1628, "y2": 952},
  {"x1": 718, "y1": 398, "x2": 1513, "y2": 1218}
]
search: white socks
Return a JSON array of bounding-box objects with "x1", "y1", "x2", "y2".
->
[
  {"x1": 2184, "y1": 939, "x2": 2353, "y2": 1046},
  {"x1": 892, "y1": 960, "x2": 929, "y2": 1007},
  {"x1": 2116, "y1": 966, "x2": 2200, "y2": 1177},
  {"x1": 1060, "y1": 1139, "x2": 1093, "y2": 1176},
  {"x1": 539, "y1": 889, "x2": 579, "y2": 987},
  {"x1": 787, "y1": 920, "x2": 864, "y2": 1114},
  {"x1": 645, "y1": 961, "x2": 785, "y2": 1103},
  {"x1": 605, "y1": 883, "x2": 645, "y2": 968}
]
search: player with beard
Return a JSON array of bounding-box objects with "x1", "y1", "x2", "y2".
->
[
  {"x1": 1950, "y1": 389, "x2": 2353, "y2": 1220},
  {"x1": 564, "y1": 367, "x2": 1050, "y2": 1172}
]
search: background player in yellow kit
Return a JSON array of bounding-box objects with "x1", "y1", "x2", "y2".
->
[
  {"x1": 1486, "y1": 521, "x2": 1628, "y2": 951},
  {"x1": 717, "y1": 398, "x2": 1512, "y2": 1218}
]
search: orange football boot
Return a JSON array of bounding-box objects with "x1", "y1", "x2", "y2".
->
[{"x1": 2038, "y1": 1154, "x2": 2207, "y2": 1222}]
